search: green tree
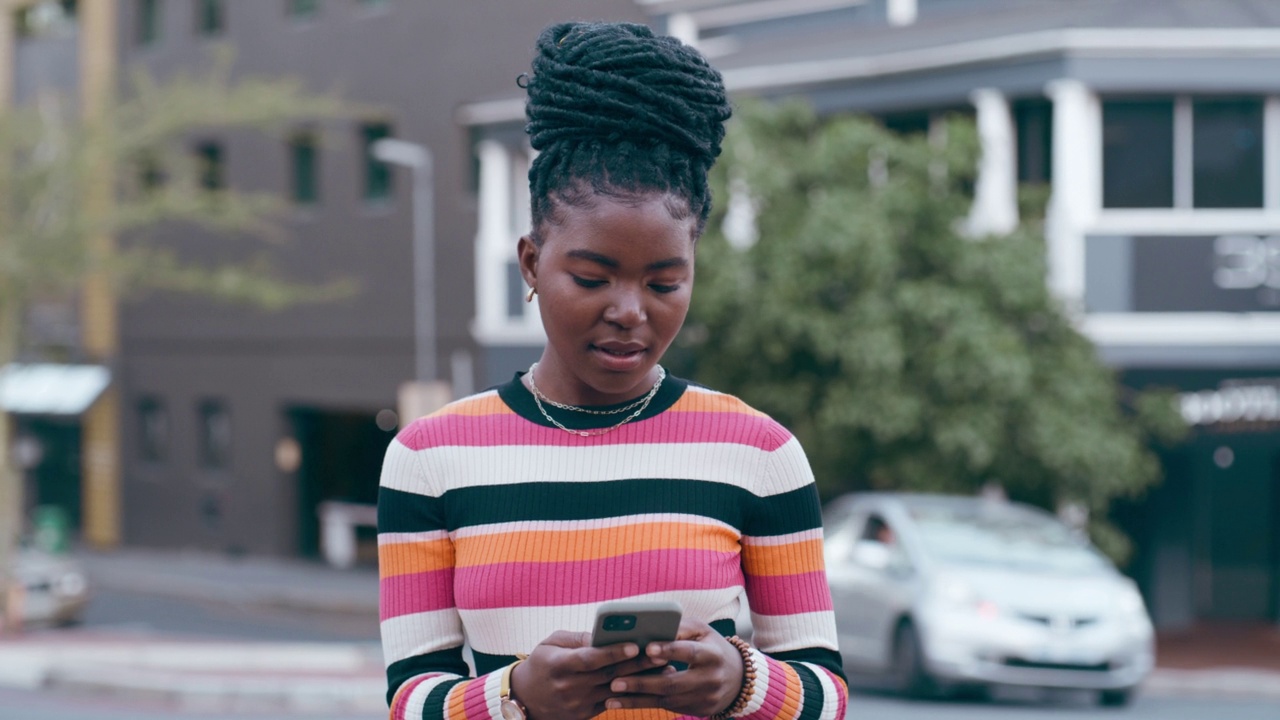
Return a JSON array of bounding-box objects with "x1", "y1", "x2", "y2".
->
[
  {"x1": 677, "y1": 100, "x2": 1186, "y2": 562},
  {"x1": 0, "y1": 52, "x2": 354, "y2": 628}
]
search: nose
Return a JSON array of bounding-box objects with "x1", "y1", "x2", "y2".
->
[{"x1": 604, "y1": 285, "x2": 646, "y2": 328}]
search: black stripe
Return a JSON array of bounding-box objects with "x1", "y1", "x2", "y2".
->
[
  {"x1": 791, "y1": 662, "x2": 827, "y2": 720},
  {"x1": 378, "y1": 486, "x2": 446, "y2": 534},
  {"x1": 746, "y1": 484, "x2": 823, "y2": 537},
  {"x1": 498, "y1": 372, "x2": 689, "y2": 430},
  {"x1": 770, "y1": 647, "x2": 847, "y2": 685},
  {"x1": 472, "y1": 650, "x2": 520, "y2": 677},
  {"x1": 385, "y1": 648, "x2": 468, "y2": 707},
  {"x1": 422, "y1": 678, "x2": 464, "y2": 718}
]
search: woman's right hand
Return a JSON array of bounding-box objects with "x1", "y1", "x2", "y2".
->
[{"x1": 510, "y1": 630, "x2": 669, "y2": 720}]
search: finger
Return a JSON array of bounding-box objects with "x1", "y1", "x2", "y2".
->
[{"x1": 542, "y1": 630, "x2": 593, "y2": 649}]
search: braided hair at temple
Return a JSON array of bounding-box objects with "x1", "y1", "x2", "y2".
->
[{"x1": 523, "y1": 21, "x2": 732, "y2": 240}]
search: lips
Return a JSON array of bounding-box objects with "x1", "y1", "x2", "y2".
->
[
  {"x1": 593, "y1": 341, "x2": 646, "y2": 356},
  {"x1": 591, "y1": 341, "x2": 647, "y2": 371}
]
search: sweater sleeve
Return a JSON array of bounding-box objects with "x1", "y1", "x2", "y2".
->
[
  {"x1": 378, "y1": 425, "x2": 506, "y2": 720},
  {"x1": 736, "y1": 432, "x2": 848, "y2": 720}
]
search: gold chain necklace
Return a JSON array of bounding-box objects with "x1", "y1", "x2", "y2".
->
[{"x1": 526, "y1": 362, "x2": 666, "y2": 437}]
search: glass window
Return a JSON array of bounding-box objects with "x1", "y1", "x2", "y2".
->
[
  {"x1": 360, "y1": 122, "x2": 393, "y2": 201},
  {"x1": 198, "y1": 400, "x2": 232, "y2": 470},
  {"x1": 195, "y1": 141, "x2": 224, "y2": 190},
  {"x1": 1014, "y1": 99, "x2": 1053, "y2": 185},
  {"x1": 506, "y1": 261, "x2": 526, "y2": 319},
  {"x1": 909, "y1": 502, "x2": 1107, "y2": 573},
  {"x1": 196, "y1": 0, "x2": 224, "y2": 36},
  {"x1": 287, "y1": 0, "x2": 319, "y2": 18},
  {"x1": 137, "y1": 0, "x2": 160, "y2": 45},
  {"x1": 290, "y1": 132, "x2": 319, "y2": 205},
  {"x1": 1102, "y1": 99, "x2": 1174, "y2": 208},
  {"x1": 1193, "y1": 98, "x2": 1264, "y2": 209},
  {"x1": 137, "y1": 396, "x2": 168, "y2": 462},
  {"x1": 137, "y1": 153, "x2": 165, "y2": 193}
]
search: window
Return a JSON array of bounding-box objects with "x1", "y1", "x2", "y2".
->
[
  {"x1": 1193, "y1": 98, "x2": 1264, "y2": 209},
  {"x1": 506, "y1": 261, "x2": 526, "y2": 318},
  {"x1": 1014, "y1": 99, "x2": 1053, "y2": 185},
  {"x1": 290, "y1": 132, "x2": 320, "y2": 205},
  {"x1": 360, "y1": 122, "x2": 393, "y2": 201},
  {"x1": 195, "y1": 0, "x2": 224, "y2": 36},
  {"x1": 1102, "y1": 99, "x2": 1175, "y2": 208},
  {"x1": 195, "y1": 141, "x2": 224, "y2": 190},
  {"x1": 137, "y1": 153, "x2": 165, "y2": 194},
  {"x1": 137, "y1": 396, "x2": 169, "y2": 462},
  {"x1": 137, "y1": 0, "x2": 160, "y2": 45},
  {"x1": 286, "y1": 0, "x2": 319, "y2": 18},
  {"x1": 198, "y1": 400, "x2": 232, "y2": 470}
]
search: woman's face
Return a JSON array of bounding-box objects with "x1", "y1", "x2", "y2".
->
[{"x1": 518, "y1": 192, "x2": 697, "y2": 406}]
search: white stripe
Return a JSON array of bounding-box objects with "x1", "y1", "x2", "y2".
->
[
  {"x1": 459, "y1": 588, "x2": 747, "y2": 655},
  {"x1": 740, "y1": 647, "x2": 772, "y2": 717},
  {"x1": 481, "y1": 670, "x2": 504, "y2": 718},
  {"x1": 454, "y1": 513, "x2": 738, "y2": 539},
  {"x1": 381, "y1": 610, "x2": 465, "y2": 667},
  {"x1": 742, "y1": 528, "x2": 824, "y2": 546},
  {"x1": 751, "y1": 611, "x2": 839, "y2": 655},
  {"x1": 800, "y1": 661, "x2": 843, "y2": 720},
  {"x1": 379, "y1": 529, "x2": 449, "y2": 546},
  {"x1": 401, "y1": 673, "x2": 458, "y2": 719},
  {"x1": 391, "y1": 442, "x2": 805, "y2": 496}
]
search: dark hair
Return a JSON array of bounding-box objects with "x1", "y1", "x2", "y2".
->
[{"x1": 523, "y1": 21, "x2": 731, "y2": 241}]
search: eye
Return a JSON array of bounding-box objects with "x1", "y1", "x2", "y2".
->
[
  {"x1": 649, "y1": 283, "x2": 680, "y2": 294},
  {"x1": 572, "y1": 275, "x2": 606, "y2": 289}
]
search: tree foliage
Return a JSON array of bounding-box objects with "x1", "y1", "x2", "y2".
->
[{"x1": 676, "y1": 100, "x2": 1186, "y2": 562}]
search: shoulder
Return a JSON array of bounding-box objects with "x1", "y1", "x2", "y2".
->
[
  {"x1": 668, "y1": 379, "x2": 795, "y2": 452},
  {"x1": 392, "y1": 388, "x2": 513, "y2": 452}
]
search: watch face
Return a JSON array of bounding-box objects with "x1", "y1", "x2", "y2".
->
[{"x1": 500, "y1": 699, "x2": 526, "y2": 720}]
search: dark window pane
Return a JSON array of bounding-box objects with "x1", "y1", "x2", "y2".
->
[
  {"x1": 198, "y1": 400, "x2": 231, "y2": 470},
  {"x1": 291, "y1": 133, "x2": 319, "y2": 204},
  {"x1": 137, "y1": 0, "x2": 159, "y2": 44},
  {"x1": 1014, "y1": 99, "x2": 1053, "y2": 184},
  {"x1": 506, "y1": 261, "x2": 526, "y2": 318},
  {"x1": 197, "y1": 0, "x2": 224, "y2": 35},
  {"x1": 137, "y1": 396, "x2": 168, "y2": 462},
  {"x1": 361, "y1": 122, "x2": 393, "y2": 201},
  {"x1": 195, "y1": 141, "x2": 224, "y2": 190},
  {"x1": 1102, "y1": 99, "x2": 1174, "y2": 208},
  {"x1": 880, "y1": 110, "x2": 931, "y2": 137},
  {"x1": 287, "y1": 0, "x2": 319, "y2": 17},
  {"x1": 1193, "y1": 98, "x2": 1264, "y2": 209}
]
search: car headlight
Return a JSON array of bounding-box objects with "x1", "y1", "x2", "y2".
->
[
  {"x1": 932, "y1": 574, "x2": 1001, "y2": 619},
  {"x1": 56, "y1": 572, "x2": 86, "y2": 597}
]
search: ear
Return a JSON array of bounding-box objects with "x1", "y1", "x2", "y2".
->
[{"x1": 517, "y1": 235, "x2": 540, "y2": 289}]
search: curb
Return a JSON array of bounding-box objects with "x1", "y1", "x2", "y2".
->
[{"x1": 1144, "y1": 667, "x2": 1280, "y2": 701}]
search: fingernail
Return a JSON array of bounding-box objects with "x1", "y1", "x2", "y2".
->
[
  {"x1": 611, "y1": 680, "x2": 626, "y2": 693},
  {"x1": 647, "y1": 643, "x2": 662, "y2": 656},
  {"x1": 606, "y1": 699, "x2": 621, "y2": 710},
  {"x1": 624, "y1": 644, "x2": 639, "y2": 657}
]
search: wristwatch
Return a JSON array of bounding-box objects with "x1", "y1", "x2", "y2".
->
[{"x1": 500, "y1": 658, "x2": 528, "y2": 720}]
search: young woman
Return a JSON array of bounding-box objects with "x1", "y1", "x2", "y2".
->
[{"x1": 378, "y1": 21, "x2": 847, "y2": 720}]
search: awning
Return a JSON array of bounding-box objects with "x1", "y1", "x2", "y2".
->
[{"x1": 0, "y1": 363, "x2": 111, "y2": 415}]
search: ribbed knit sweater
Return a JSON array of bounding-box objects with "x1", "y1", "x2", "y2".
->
[{"x1": 378, "y1": 373, "x2": 848, "y2": 720}]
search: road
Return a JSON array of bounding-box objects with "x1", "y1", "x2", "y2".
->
[{"x1": 3, "y1": 685, "x2": 1279, "y2": 720}]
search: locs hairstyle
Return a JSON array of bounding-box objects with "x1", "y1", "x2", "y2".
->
[{"x1": 522, "y1": 22, "x2": 732, "y2": 242}]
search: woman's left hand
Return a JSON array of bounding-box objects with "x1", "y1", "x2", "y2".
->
[{"x1": 602, "y1": 619, "x2": 746, "y2": 717}]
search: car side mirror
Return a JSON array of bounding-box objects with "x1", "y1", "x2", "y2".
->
[{"x1": 851, "y1": 540, "x2": 892, "y2": 570}]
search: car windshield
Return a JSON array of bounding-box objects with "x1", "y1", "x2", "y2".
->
[{"x1": 908, "y1": 502, "x2": 1108, "y2": 573}]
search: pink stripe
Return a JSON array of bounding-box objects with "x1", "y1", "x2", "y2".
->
[
  {"x1": 393, "y1": 674, "x2": 436, "y2": 720},
  {"x1": 455, "y1": 549, "x2": 743, "y2": 609},
  {"x1": 745, "y1": 572, "x2": 834, "y2": 615},
  {"x1": 380, "y1": 568, "x2": 455, "y2": 619},
  {"x1": 459, "y1": 677, "x2": 489, "y2": 719},
  {"x1": 398, "y1": 411, "x2": 787, "y2": 451},
  {"x1": 750, "y1": 657, "x2": 792, "y2": 720},
  {"x1": 817, "y1": 665, "x2": 849, "y2": 714}
]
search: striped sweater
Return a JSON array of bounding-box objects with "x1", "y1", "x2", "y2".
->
[{"x1": 378, "y1": 373, "x2": 848, "y2": 720}]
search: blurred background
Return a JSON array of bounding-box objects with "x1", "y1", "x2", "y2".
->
[{"x1": 0, "y1": 0, "x2": 1277, "y2": 718}]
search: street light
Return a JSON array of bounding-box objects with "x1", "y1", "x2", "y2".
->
[{"x1": 371, "y1": 138, "x2": 435, "y2": 383}]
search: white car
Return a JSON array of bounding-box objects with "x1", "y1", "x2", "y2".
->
[
  {"x1": 823, "y1": 492, "x2": 1154, "y2": 706},
  {"x1": 10, "y1": 545, "x2": 89, "y2": 627}
]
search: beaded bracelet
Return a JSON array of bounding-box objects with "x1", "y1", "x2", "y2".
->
[{"x1": 711, "y1": 635, "x2": 756, "y2": 720}]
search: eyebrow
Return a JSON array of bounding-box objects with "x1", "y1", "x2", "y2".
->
[{"x1": 566, "y1": 249, "x2": 689, "y2": 271}]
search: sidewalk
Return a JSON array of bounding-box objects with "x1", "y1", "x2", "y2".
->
[{"x1": 2, "y1": 547, "x2": 1280, "y2": 711}]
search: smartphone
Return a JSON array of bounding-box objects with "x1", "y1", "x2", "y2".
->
[{"x1": 591, "y1": 599, "x2": 683, "y2": 648}]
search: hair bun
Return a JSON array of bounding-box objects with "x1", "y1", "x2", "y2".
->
[{"x1": 525, "y1": 22, "x2": 730, "y2": 169}]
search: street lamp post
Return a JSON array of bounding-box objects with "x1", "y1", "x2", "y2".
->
[{"x1": 371, "y1": 138, "x2": 435, "y2": 383}]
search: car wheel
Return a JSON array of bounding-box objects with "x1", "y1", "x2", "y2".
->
[
  {"x1": 1099, "y1": 687, "x2": 1136, "y2": 707},
  {"x1": 890, "y1": 621, "x2": 933, "y2": 698}
]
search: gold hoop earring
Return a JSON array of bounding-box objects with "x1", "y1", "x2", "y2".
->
[{"x1": 526, "y1": 286, "x2": 537, "y2": 303}]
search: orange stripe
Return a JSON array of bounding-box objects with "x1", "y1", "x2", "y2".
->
[
  {"x1": 779, "y1": 662, "x2": 804, "y2": 720},
  {"x1": 741, "y1": 539, "x2": 825, "y2": 576},
  {"x1": 444, "y1": 681, "x2": 468, "y2": 720},
  {"x1": 433, "y1": 394, "x2": 514, "y2": 417},
  {"x1": 380, "y1": 538, "x2": 455, "y2": 578},
  {"x1": 593, "y1": 709, "x2": 680, "y2": 719},
  {"x1": 669, "y1": 390, "x2": 766, "y2": 416},
  {"x1": 455, "y1": 523, "x2": 739, "y2": 567}
]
